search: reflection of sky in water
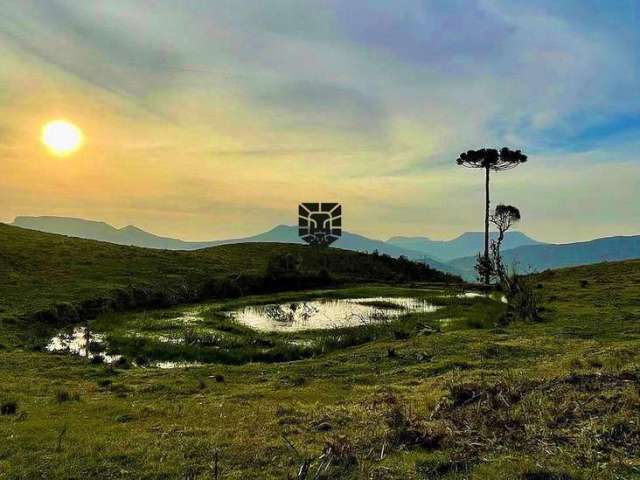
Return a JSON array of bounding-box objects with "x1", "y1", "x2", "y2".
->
[
  {"x1": 47, "y1": 327, "x2": 121, "y2": 363},
  {"x1": 47, "y1": 327, "x2": 201, "y2": 369},
  {"x1": 46, "y1": 293, "x2": 499, "y2": 365},
  {"x1": 226, "y1": 297, "x2": 440, "y2": 332},
  {"x1": 458, "y1": 292, "x2": 508, "y2": 303}
]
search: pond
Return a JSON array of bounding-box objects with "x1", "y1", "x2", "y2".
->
[
  {"x1": 44, "y1": 289, "x2": 504, "y2": 367},
  {"x1": 225, "y1": 296, "x2": 440, "y2": 332},
  {"x1": 46, "y1": 327, "x2": 197, "y2": 368},
  {"x1": 46, "y1": 327, "x2": 121, "y2": 363}
]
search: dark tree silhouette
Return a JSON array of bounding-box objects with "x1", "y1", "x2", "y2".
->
[
  {"x1": 456, "y1": 147, "x2": 527, "y2": 284},
  {"x1": 490, "y1": 204, "x2": 521, "y2": 281}
]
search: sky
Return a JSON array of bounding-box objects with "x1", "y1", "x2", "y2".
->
[{"x1": 1, "y1": 0, "x2": 639, "y2": 243}]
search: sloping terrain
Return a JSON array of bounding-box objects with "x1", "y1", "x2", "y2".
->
[
  {"x1": 11, "y1": 217, "x2": 456, "y2": 274},
  {"x1": 13, "y1": 216, "x2": 216, "y2": 250},
  {"x1": 209, "y1": 225, "x2": 455, "y2": 273},
  {"x1": 0, "y1": 223, "x2": 458, "y2": 334}
]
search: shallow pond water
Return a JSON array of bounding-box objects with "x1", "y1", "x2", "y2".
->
[
  {"x1": 46, "y1": 327, "x2": 121, "y2": 363},
  {"x1": 46, "y1": 327, "x2": 199, "y2": 368},
  {"x1": 225, "y1": 296, "x2": 440, "y2": 332},
  {"x1": 458, "y1": 292, "x2": 508, "y2": 304},
  {"x1": 45, "y1": 291, "x2": 502, "y2": 367}
]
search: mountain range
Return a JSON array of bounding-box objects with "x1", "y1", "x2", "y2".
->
[
  {"x1": 387, "y1": 232, "x2": 542, "y2": 261},
  {"x1": 10, "y1": 216, "x2": 456, "y2": 274},
  {"x1": 449, "y1": 235, "x2": 640, "y2": 276},
  {"x1": 11, "y1": 216, "x2": 640, "y2": 280}
]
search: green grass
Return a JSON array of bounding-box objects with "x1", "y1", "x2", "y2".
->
[
  {"x1": 0, "y1": 223, "x2": 458, "y2": 346},
  {"x1": 1, "y1": 226, "x2": 640, "y2": 479},
  {"x1": 82, "y1": 285, "x2": 498, "y2": 366}
]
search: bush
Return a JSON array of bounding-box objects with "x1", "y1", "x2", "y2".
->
[
  {"x1": 89, "y1": 355, "x2": 104, "y2": 365},
  {"x1": 114, "y1": 357, "x2": 131, "y2": 369},
  {"x1": 501, "y1": 274, "x2": 542, "y2": 324},
  {"x1": 1, "y1": 401, "x2": 17, "y2": 416}
]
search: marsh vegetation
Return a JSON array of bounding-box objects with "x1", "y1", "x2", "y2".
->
[{"x1": 45, "y1": 286, "x2": 503, "y2": 368}]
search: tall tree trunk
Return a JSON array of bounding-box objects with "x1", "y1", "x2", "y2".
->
[{"x1": 484, "y1": 166, "x2": 490, "y2": 285}]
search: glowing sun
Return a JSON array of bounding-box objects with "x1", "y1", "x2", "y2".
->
[{"x1": 41, "y1": 120, "x2": 84, "y2": 156}]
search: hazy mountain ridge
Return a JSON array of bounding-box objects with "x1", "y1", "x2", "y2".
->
[
  {"x1": 449, "y1": 235, "x2": 640, "y2": 279},
  {"x1": 387, "y1": 231, "x2": 543, "y2": 261},
  {"x1": 14, "y1": 216, "x2": 640, "y2": 279},
  {"x1": 10, "y1": 216, "x2": 457, "y2": 274},
  {"x1": 12, "y1": 216, "x2": 215, "y2": 250}
]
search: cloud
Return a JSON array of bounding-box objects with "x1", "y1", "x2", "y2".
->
[{"x1": 0, "y1": 0, "x2": 638, "y2": 241}]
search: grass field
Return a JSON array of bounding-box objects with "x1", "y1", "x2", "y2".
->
[
  {"x1": 0, "y1": 223, "x2": 458, "y2": 347},
  {"x1": 1, "y1": 225, "x2": 640, "y2": 479}
]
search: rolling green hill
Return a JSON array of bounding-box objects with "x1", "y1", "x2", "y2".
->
[
  {"x1": 0, "y1": 223, "x2": 459, "y2": 340},
  {"x1": 11, "y1": 216, "x2": 461, "y2": 275}
]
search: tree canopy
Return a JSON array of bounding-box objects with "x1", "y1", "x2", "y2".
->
[
  {"x1": 491, "y1": 204, "x2": 521, "y2": 233},
  {"x1": 456, "y1": 147, "x2": 528, "y2": 171}
]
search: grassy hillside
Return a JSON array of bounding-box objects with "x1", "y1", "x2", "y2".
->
[
  {"x1": 11, "y1": 217, "x2": 459, "y2": 275},
  {"x1": 1, "y1": 223, "x2": 639, "y2": 478},
  {"x1": 0, "y1": 224, "x2": 459, "y2": 342}
]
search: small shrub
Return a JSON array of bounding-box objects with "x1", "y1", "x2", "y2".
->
[
  {"x1": 1, "y1": 401, "x2": 17, "y2": 416},
  {"x1": 114, "y1": 357, "x2": 131, "y2": 369},
  {"x1": 503, "y1": 274, "x2": 542, "y2": 323},
  {"x1": 134, "y1": 356, "x2": 149, "y2": 367},
  {"x1": 393, "y1": 329, "x2": 411, "y2": 340},
  {"x1": 89, "y1": 355, "x2": 104, "y2": 365},
  {"x1": 466, "y1": 318, "x2": 484, "y2": 329}
]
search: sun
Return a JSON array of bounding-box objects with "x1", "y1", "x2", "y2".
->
[{"x1": 41, "y1": 120, "x2": 84, "y2": 156}]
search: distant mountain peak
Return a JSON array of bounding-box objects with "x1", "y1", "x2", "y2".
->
[
  {"x1": 119, "y1": 224, "x2": 142, "y2": 231},
  {"x1": 14, "y1": 215, "x2": 110, "y2": 227},
  {"x1": 386, "y1": 230, "x2": 543, "y2": 261}
]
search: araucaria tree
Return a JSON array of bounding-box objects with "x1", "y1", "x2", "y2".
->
[
  {"x1": 490, "y1": 204, "x2": 521, "y2": 281},
  {"x1": 456, "y1": 147, "x2": 527, "y2": 284}
]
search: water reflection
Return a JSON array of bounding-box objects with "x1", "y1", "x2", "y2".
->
[
  {"x1": 46, "y1": 326, "x2": 121, "y2": 363},
  {"x1": 226, "y1": 296, "x2": 440, "y2": 332},
  {"x1": 46, "y1": 327, "x2": 202, "y2": 368},
  {"x1": 458, "y1": 292, "x2": 508, "y2": 303}
]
